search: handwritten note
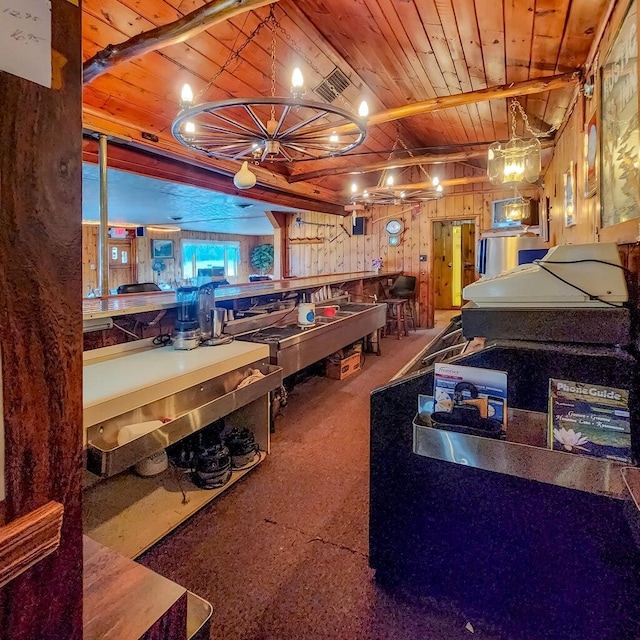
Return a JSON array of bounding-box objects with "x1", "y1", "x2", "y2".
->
[{"x1": 0, "y1": 0, "x2": 51, "y2": 88}]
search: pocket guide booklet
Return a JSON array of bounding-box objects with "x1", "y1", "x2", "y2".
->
[
  {"x1": 548, "y1": 378, "x2": 631, "y2": 463},
  {"x1": 433, "y1": 363, "x2": 508, "y2": 428}
]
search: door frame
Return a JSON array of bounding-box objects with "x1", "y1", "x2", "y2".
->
[{"x1": 428, "y1": 216, "x2": 480, "y2": 322}]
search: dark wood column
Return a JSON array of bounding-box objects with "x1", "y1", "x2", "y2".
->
[{"x1": 0, "y1": 1, "x2": 83, "y2": 638}]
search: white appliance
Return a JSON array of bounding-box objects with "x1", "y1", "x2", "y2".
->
[
  {"x1": 463, "y1": 243, "x2": 628, "y2": 308},
  {"x1": 477, "y1": 234, "x2": 547, "y2": 278}
]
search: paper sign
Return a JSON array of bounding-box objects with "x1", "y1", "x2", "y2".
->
[{"x1": 0, "y1": 0, "x2": 51, "y2": 88}]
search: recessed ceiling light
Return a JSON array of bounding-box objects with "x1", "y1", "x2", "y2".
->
[
  {"x1": 235, "y1": 203, "x2": 253, "y2": 209},
  {"x1": 168, "y1": 215, "x2": 183, "y2": 221}
]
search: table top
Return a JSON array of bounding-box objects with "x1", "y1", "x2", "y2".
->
[
  {"x1": 83, "y1": 271, "x2": 401, "y2": 319},
  {"x1": 83, "y1": 536, "x2": 187, "y2": 640},
  {"x1": 83, "y1": 340, "x2": 269, "y2": 428}
]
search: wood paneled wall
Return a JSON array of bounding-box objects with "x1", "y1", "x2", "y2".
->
[
  {"x1": 0, "y1": 1, "x2": 83, "y2": 638},
  {"x1": 288, "y1": 165, "x2": 537, "y2": 327},
  {"x1": 541, "y1": 0, "x2": 637, "y2": 248},
  {"x1": 82, "y1": 226, "x2": 273, "y2": 293}
]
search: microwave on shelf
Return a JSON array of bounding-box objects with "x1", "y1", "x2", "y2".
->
[{"x1": 491, "y1": 197, "x2": 539, "y2": 228}]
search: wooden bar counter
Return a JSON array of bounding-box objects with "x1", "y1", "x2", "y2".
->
[{"x1": 83, "y1": 271, "x2": 400, "y2": 320}]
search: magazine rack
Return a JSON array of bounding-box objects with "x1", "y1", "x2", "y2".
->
[{"x1": 413, "y1": 405, "x2": 627, "y2": 497}]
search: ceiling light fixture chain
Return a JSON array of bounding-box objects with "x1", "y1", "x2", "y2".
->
[
  {"x1": 196, "y1": 8, "x2": 276, "y2": 102},
  {"x1": 269, "y1": 9, "x2": 353, "y2": 111},
  {"x1": 172, "y1": 5, "x2": 368, "y2": 186},
  {"x1": 510, "y1": 98, "x2": 558, "y2": 139}
]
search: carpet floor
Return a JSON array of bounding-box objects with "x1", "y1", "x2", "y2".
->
[{"x1": 140, "y1": 316, "x2": 504, "y2": 640}]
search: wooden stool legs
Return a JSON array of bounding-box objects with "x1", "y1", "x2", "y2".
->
[{"x1": 385, "y1": 299, "x2": 408, "y2": 339}]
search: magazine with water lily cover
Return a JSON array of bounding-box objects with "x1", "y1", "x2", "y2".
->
[{"x1": 547, "y1": 379, "x2": 631, "y2": 462}]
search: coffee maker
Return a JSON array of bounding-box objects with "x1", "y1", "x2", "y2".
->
[
  {"x1": 174, "y1": 286, "x2": 201, "y2": 350},
  {"x1": 198, "y1": 282, "x2": 231, "y2": 345}
]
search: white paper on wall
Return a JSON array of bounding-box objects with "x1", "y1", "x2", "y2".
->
[{"x1": 0, "y1": 0, "x2": 51, "y2": 88}]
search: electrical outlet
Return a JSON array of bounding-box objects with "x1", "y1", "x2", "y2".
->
[{"x1": 90, "y1": 263, "x2": 96, "y2": 270}]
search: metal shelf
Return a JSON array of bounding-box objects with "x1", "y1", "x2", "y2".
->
[{"x1": 87, "y1": 363, "x2": 281, "y2": 477}]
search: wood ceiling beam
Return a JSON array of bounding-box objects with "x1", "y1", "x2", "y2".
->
[
  {"x1": 364, "y1": 175, "x2": 490, "y2": 193},
  {"x1": 83, "y1": 0, "x2": 280, "y2": 84},
  {"x1": 297, "y1": 139, "x2": 555, "y2": 184},
  {"x1": 325, "y1": 72, "x2": 579, "y2": 137},
  {"x1": 370, "y1": 73, "x2": 578, "y2": 126}
]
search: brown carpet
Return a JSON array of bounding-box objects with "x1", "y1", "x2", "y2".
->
[{"x1": 140, "y1": 320, "x2": 503, "y2": 640}]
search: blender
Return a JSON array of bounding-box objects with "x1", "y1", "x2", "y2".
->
[{"x1": 174, "y1": 286, "x2": 201, "y2": 349}]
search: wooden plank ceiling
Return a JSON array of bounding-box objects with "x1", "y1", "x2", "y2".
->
[{"x1": 82, "y1": 0, "x2": 609, "y2": 212}]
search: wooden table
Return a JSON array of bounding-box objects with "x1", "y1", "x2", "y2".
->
[{"x1": 83, "y1": 536, "x2": 188, "y2": 640}]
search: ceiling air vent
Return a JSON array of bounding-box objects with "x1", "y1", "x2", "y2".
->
[{"x1": 313, "y1": 68, "x2": 351, "y2": 103}]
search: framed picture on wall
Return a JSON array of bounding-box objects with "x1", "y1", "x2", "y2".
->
[
  {"x1": 600, "y1": 0, "x2": 639, "y2": 228},
  {"x1": 151, "y1": 239, "x2": 174, "y2": 259},
  {"x1": 564, "y1": 161, "x2": 576, "y2": 227},
  {"x1": 540, "y1": 196, "x2": 550, "y2": 242},
  {"x1": 584, "y1": 108, "x2": 598, "y2": 198}
]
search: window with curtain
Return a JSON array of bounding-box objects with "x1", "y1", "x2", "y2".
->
[{"x1": 181, "y1": 239, "x2": 241, "y2": 281}]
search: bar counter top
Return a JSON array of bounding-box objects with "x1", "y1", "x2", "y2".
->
[
  {"x1": 83, "y1": 271, "x2": 400, "y2": 319},
  {"x1": 83, "y1": 340, "x2": 269, "y2": 428}
]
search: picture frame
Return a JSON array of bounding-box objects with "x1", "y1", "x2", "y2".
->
[
  {"x1": 600, "y1": 0, "x2": 639, "y2": 228},
  {"x1": 540, "y1": 196, "x2": 550, "y2": 242},
  {"x1": 151, "y1": 238, "x2": 174, "y2": 259},
  {"x1": 584, "y1": 107, "x2": 598, "y2": 198},
  {"x1": 564, "y1": 161, "x2": 576, "y2": 227}
]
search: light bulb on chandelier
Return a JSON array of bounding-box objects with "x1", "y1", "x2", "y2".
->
[{"x1": 291, "y1": 67, "x2": 305, "y2": 99}]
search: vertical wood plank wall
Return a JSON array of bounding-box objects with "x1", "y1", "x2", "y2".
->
[
  {"x1": 82, "y1": 227, "x2": 273, "y2": 292},
  {"x1": 541, "y1": 0, "x2": 635, "y2": 248},
  {"x1": 0, "y1": 1, "x2": 83, "y2": 638},
  {"x1": 288, "y1": 165, "x2": 537, "y2": 327}
]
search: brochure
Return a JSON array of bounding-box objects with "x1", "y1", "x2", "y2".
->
[
  {"x1": 433, "y1": 363, "x2": 508, "y2": 428},
  {"x1": 548, "y1": 379, "x2": 631, "y2": 463}
]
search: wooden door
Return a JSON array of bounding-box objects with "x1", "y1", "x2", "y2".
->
[
  {"x1": 0, "y1": 1, "x2": 83, "y2": 638},
  {"x1": 433, "y1": 220, "x2": 476, "y2": 310},
  {"x1": 461, "y1": 223, "x2": 477, "y2": 291},
  {"x1": 108, "y1": 239, "x2": 137, "y2": 292},
  {"x1": 433, "y1": 221, "x2": 454, "y2": 309}
]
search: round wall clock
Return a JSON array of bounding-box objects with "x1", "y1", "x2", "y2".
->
[{"x1": 385, "y1": 219, "x2": 403, "y2": 235}]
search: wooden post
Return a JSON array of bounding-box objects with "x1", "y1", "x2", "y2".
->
[
  {"x1": 0, "y1": 1, "x2": 83, "y2": 638},
  {"x1": 265, "y1": 211, "x2": 290, "y2": 279}
]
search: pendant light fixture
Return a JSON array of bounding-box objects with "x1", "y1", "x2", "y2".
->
[
  {"x1": 487, "y1": 99, "x2": 542, "y2": 187},
  {"x1": 171, "y1": 6, "x2": 368, "y2": 189},
  {"x1": 350, "y1": 138, "x2": 444, "y2": 205}
]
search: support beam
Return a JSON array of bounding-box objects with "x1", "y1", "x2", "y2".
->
[
  {"x1": 83, "y1": 0, "x2": 279, "y2": 84},
  {"x1": 365, "y1": 175, "x2": 490, "y2": 192},
  {"x1": 82, "y1": 109, "x2": 346, "y2": 215},
  {"x1": 290, "y1": 149, "x2": 489, "y2": 183},
  {"x1": 98, "y1": 135, "x2": 110, "y2": 297},
  {"x1": 328, "y1": 72, "x2": 579, "y2": 136},
  {"x1": 265, "y1": 211, "x2": 290, "y2": 279},
  {"x1": 303, "y1": 140, "x2": 554, "y2": 185}
]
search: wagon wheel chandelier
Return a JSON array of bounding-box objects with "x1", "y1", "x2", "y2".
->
[
  {"x1": 172, "y1": 6, "x2": 368, "y2": 188},
  {"x1": 349, "y1": 138, "x2": 443, "y2": 205}
]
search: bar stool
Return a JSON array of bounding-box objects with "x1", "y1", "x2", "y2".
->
[
  {"x1": 389, "y1": 275, "x2": 418, "y2": 329},
  {"x1": 385, "y1": 298, "x2": 408, "y2": 339}
]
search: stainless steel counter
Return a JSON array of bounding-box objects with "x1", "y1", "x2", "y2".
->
[{"x1": 236, "y1": 302, "x2": 387, "y2": 377}]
